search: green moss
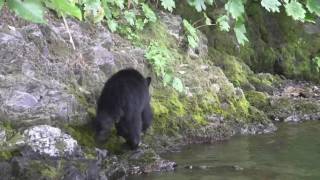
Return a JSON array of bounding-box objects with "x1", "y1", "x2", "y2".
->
[
  {"x1": 245, "y1": 90, "x2": 269, "y2": 110},
  {"x1": 192, "y1": 114, "x2": 207, "y2": 125},
  {"x1": 67, "y1": 85, "x2": 96, "y2": 125},
  {"x1": 151, "y1": 90, "x2": 186, "y2": 135},
  {"x1": 64, "y1": 123, "x2": 124, "y2": 154},
  {"x1": 209, "y1": 50, "x2": 252, "y2": 88},
  {"x1": 122, "y1": 148, "x2": 158, "y2": 166},
  {"x1": 236, "y1": 97, "x2": 250, "y2": 116},
  {"x1": 151, "y1": 86, "x2": 258, "y2": 135},
  {"x1": 294, "y1": 100, "x2": 320, "y2": 114},
  {"x1": 136, "y1": 21, "x2": 178, "y2": 49},
  {"x1": 87, "y1": 107, "x2": 96, "y2": 120},
  {"x1": 64, "y1": 123, "x2": 96, "y2": 148},
  {"x1": 221, "y1": 56, "x2": 249, "y2": 87},
  {"x1": 152, "y1": 89, "x2": 219, "y2": 134},
  {"x1": 228, "y1": 97, "x2": 250, "y2": 122},
  {"x1": 40, "y1": 165, "x2": 59, "y2": 178},
  {"x1": 0, "y1": 149, "x2": 20, "y2": 161},
  {"x1": 247, "y1": 106, "x2": 270, "y2": 123},
  {"x1": 281, "y1": 42, "x2": 320, "y2": 82},
  {"x1": 0, "y1": 121, "x2": 15, "y2": 138},
  {"x1": 21, "y1": 160, "x2": 61, "y2": 179},
  {"x1": 248, "y1": 73, "x2": 281, "y2": 94}
]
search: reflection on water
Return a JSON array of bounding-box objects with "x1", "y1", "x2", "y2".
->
[{"x1": 128, "y1": 121, "x2": 320, "y2": 180}]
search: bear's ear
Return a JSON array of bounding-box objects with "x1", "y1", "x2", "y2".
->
[{"x1": 146, "y1": 77, "x2": 151, "y2": 86}]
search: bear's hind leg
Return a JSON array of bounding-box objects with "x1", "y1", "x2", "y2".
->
[
  {"x1": 95, "y1": 111, "x2": 114, "y2": 142},
  {"x1": 141, "y1": 104, "x2": 152, "y2": 133}
]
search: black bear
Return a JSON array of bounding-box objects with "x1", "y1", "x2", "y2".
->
[{"x1": 95, "y1": 68, "x2": 152, "y2": 149}]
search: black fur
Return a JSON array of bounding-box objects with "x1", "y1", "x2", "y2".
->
[{"x1": 95, "y1": 68, "x2": 152, "y2": 149}]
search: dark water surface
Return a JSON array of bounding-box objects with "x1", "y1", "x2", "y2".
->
[{"x1": 128, "y1": 121, "x2": 320, "y2": 180}]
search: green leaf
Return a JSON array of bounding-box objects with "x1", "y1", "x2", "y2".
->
[
  {"x1": 307, "y1": 0, "x2": 320, "y2": 16},
  {"x1": 135, "y1": 18, "x2": 145, "y2": 31},
  {"x1": 305, "y1": 12, "x2": 317, "y2": 23},
  {"x1": 206, "y1": 0, "x2": 214, "y2": 5},
  {"x1": 8, "y1": 0, "x2": 45, "y2": 23},
  {"x1": 191, "y1": 0, "x2": 206, "y2": 12},
  {"x1": 141, "y1": 3, "x2": 157, "y2": 23},
  {"x1": 45, "y1": 0, "x2": 82, "y2": 20},
  {"x1": 285, "y1": 0, "x2": 306, "y2": 22},
  {"x1": 234, "y1": 22, "x2": 248, "y2": 45},
  {"x1": 163, "y1": 73, "x2": 173, "y2": 86},
  {"x1": 172, "y1": 77, "x2": 184, "y2": 93},
  {"x1": 203, "y1": 13, "x2": 211, "y2": 25},
  {"x1": 0, "y1": 0, "x2": 4, "y2": 10},
  {"x1": 187, "y1": 0, "x2": 213, "y2": 12},
  {"x1": 217, "y1": 15, "x2": 230, "y2": 31},
  {"x1": 115, "y1": 0, "x2": 124, "y2": 9},
  {"x1": 187, "y1": 35, "x2": 198, "y2": 48},
  {"x1": 83, "y1": 0, "x2": 104, "y2": 23},
  {"x1": 107, "y1": 19, "x2": 118, "y2": 32},
  {"x1": 101, "y1": 0, "x2": 112, "y2": 19},
  {"x1": 183, "y1": 19, "x2": 199, "y2": 48},
  {"x1": 225, "y1": 0, "x2": 244, "y2": 20},
  {"x1": 261, "y1": 0, "x2": 281, "y2": 13},
  {"x1": 106, "y1": 0, "x2": 124, "y2": 9},
  {"x1": 183, "y1": 19, "x2": 198, "y2": 39},
  {"x1": 313, "y1": 56, "x2": 320, "y2": 72},
  {"x1": 161, "y1": 0, "x2": 175, "y2": 12},
  {"x1": 124, "y1": 11, "x2": 136, "y2": 26}
]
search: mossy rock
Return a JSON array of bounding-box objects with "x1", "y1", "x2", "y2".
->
[
  {"x1": 209, "y1": 50, "x2": 252, "y2": 88},
  {"x1": 266, "y1": 97, "x2": 320, "y2": 120},
  {"x1": 247, "y1": 106, "x2": 270, "y2": 124},
  {"x1": 248, "y1": 73, "x2": 281, "y2": 94},
  {"x1": 245, "y1": 90, "x2": 269, "y2": 110}
]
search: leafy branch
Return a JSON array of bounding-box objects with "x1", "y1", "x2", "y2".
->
[{"x1": 1, "y1": 0, "x2": 319, "y2": 46}]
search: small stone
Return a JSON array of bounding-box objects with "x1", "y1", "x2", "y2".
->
[
  {"x1": 0, "y1": 128, "x2": 6, "y2": 144},
  {"x1": 284, "y1": 115, "x2": 300, "y2": 123},
  {"x1": 95, "y1": 148, "x2": 108, "y2": 161},
  {"x1": 233, "y1": 165, "x2": 244, "y2": 171}
]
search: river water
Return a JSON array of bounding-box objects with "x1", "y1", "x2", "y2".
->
[{"x1": 129, "y1": 121, "x2": 320, "y2": 180}]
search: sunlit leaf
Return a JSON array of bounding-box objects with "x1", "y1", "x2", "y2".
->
[
  {"x1": 141, "y1": 3, "x2": 157, "y2": 23},
  {"x1": 234, "y1": 21, "x2": 248, "y2": 45},
  {"x1": 183, "y1": 19, "x2": 199, "y2": 48},
  {"x1": 187, "y1": 0, "x2": 214, "y2": 12},
  {"x1": 135, "y1": 18, "x2": 145, "y2": 31},
  {"x1": 107, "y1": 19, "x2": 118, "y2": 32},
  {"x1": 285, "y1": 0, "x2": 306, "y2": 22},
  {"x1": 8, "y1": 0, "x2": 45, "y2": 23},
  {"x1": 225, "y1": 0, "x2": 244, "y2": 20},
  {"x1": 187, "y1": 35, "x2": 198, "y2": 48},
  {"x1": 163, "y1": 73, "x2": 173, "y2": 86},
  {"x1": 172, "y1": 77, "x2": 184, "y2": 93},
  {"x1": 161, "y1": 0, "x2": 175, "y2": 12},
  {"x1": 0, "y1": 0, "x2": 4, "y2": 10},
  {"x1": 45, "y1": 0, "x2": 82, "y2": 20},
  {"x1": 124, "y1": 10, "x2": 136, "y2": 26},
  {"x1": 307, "y1": 0, "x2": 320, "y2": 16},
  {"x1": 106, "y1": 0, "x2": 124, "y2": 9},
  {"x1": 217, "y1": 15, "x2": 230, "y2": 31},
  {"x1": 204, "y1": 13, "x2": 211, "y2": 25},
  {"x1": 101, "y1": 0, "x2": 112, "y2": 19},
  {"x1": 83, "y1": 0, "x2": 104, "y2": 23},
  {"x1": 261, "y1": 0, "x2": 281, "y2": 13}
]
